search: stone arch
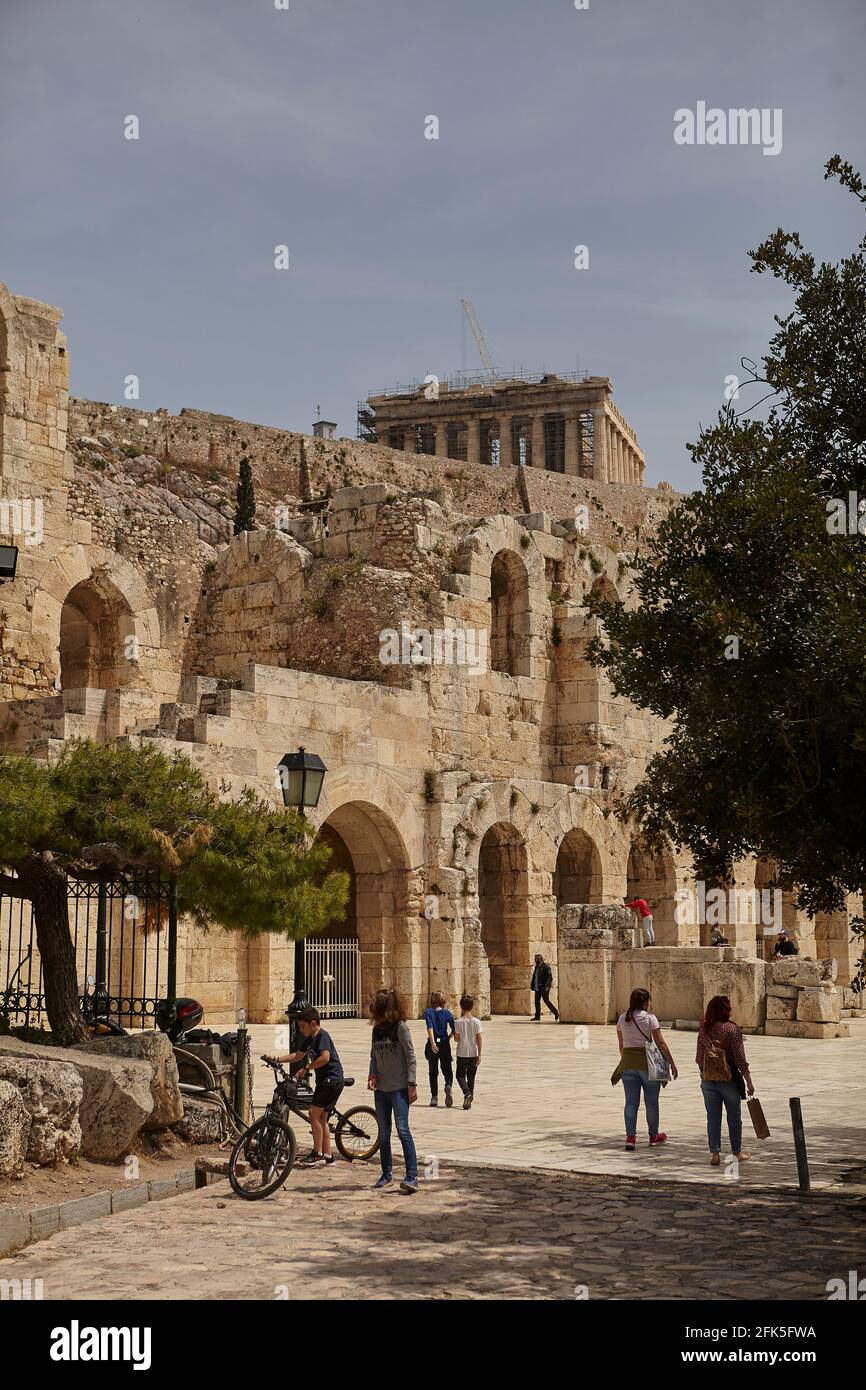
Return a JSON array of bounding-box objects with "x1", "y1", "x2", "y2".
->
[
  {"x1": 478, "y1": 820, "x2": 530, "y2": 1014},
  {"x1": 59, "y1": 573, "x2": 136, "y2": 690},
  {"x1": 490, "y1": 548, "x2": 530, "y2": 676},
  {"x1": 31, "y1": 544, "x2": 161, "y2": 690},
  {"x1": 555, "y1": 827, "x2": 604, "y2": 908},
  {"x1": 452, "y1": 516, "x2": 547, "y2": 680},
  {"x1": 626, "y1": 837, "x2": 679, "y2": 945},
  {"x1": 311, "y1": 767, "x2": 424, "y2": 1012}
]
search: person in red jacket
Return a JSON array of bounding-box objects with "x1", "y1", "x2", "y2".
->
[{"x1": 624, "y1": 896, "x2": 655, "y2": 946}]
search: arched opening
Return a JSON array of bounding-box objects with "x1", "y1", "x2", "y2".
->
[
  {"x1": 627, "y1": 839, "x2": 677, "y2": 945},
  {"x1": 59, "y1": 574, "x2": 135, "y2": 691},
  {"x1": 317, "y1": 800, "x2": 418, "y2": 1014},
  {"x1": 315, "y1": 823, "x2": 357, "y2": 939},
  {"x1": 479, "y1": 821, "x2": 530, "y2": 1014},
  {"x1": 554, "y1": 827, "x2": 603, "y2": 908},
  {"x1": 489, "y1": 549, "x2": 530, "y2": 676}
]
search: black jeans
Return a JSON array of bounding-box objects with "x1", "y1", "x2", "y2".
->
[
  {"x1": 534, "y1": 989, "x2": 559, "y2": 1019},
  {"x1": 456, "y1": 1056, "x2": 478, "y2": 1096},
  {"x1": 425, "y1": 1041, "x2": 453, "y2": 1098}
]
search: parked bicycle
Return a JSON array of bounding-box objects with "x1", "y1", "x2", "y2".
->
[{"x1": 228, "y1": 1058, "x2": 379, "y2": 1199}]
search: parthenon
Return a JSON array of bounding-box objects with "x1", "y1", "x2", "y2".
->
[{"x1": 360, "y1": 371, "x2": 646, "y2": 485}]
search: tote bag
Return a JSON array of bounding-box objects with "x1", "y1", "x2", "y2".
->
[{"x1": 634, "y1": 1017, "x2": 670, "y2": 1086}]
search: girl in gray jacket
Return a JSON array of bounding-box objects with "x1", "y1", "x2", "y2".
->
[{"x1": 367, "y1": 987, "x2": 419, "y2": 1194}]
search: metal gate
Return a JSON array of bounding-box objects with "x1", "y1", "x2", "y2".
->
[{"x1": 304, "y1": 937, "x2": 360, "y2": 1019}]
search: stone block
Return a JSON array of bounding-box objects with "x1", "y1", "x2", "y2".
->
[
  {"x1": 764, "y1": 1020, "x2": 849, "y2": 1040},
  {"x1": 147, "y1": 1177, "x2": 179, "y2": 1201},
  {"x1": 28, "y1": 1204, "x2": 61, "y2": 1242},
  {"x1": 796, "y1": 987, "x2": 841, "y2": 1024},
  {"x1": 0, "y1": 1057, "x2": 83, "y2": 1164},
  {"x1": 0, "y1": 1078, "x2": 31, "y2": 1177},
  {"x1": 174, "y1": 1095, "x2": 225, "y2": 1144},
  {"x1": 773, "y1": 957, "x2": 822, "y2": 987},
  {"x1": 111, "y1": 1184, "x2": 150, "y2": 1214},
  {"x1": 58, "y1": 1191, "x2": 112, "y2": 1229},
  {"x1": 0, "y1": 1208, "x2": 31, "y2": 1259},
  {"x1": 766, "y1": 995, "x2": 797, "y2": 1022},
  {"x1": 176, "y1": 1168, "x2": 197, "y2": 1193},
  {"x1": 0, "y1": 1036, "x2": 154, "y2": 1160},
  {"x1": 767, "y1": 984, "x2": 799, "y2": 999}
]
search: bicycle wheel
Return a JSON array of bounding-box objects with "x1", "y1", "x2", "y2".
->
[
  {"x1": 228, "y1": 1114, "x2": 297, "y2": 1199},
  {"x1": 334, "y1": 1105, "x2": 380, "y2": 1161}
]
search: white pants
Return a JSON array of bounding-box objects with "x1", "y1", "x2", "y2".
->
[{"x1": 641, "y1": 915, "x2": 655, "y2": 945}]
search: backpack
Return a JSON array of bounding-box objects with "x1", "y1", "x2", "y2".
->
[{"x1": 702, "y1": 1033, "x2": 732, "y2": 1082}]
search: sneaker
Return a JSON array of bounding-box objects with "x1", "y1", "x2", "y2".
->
[
  {"x1": 625, "y1": 1135, "x2": 636, "y2": 1151},
  {"x1": 445, "y1": 1087, "x2": 453, "y2": 1109},
  {"x1": 322, "y1": 1153, "x2": 337, "y2": 1165},
  {"x1": 463, "y1": 1093, "x2": 472, "y2": 1110},
  {"x1": 297, "y1": 1152, "x2": 325, "y2": 1168},
  {"x1": 532, "y1": 1017, "x2": 541, "y2": 1023},
  {"x1": 373, "y1": 1174, "x2": 393, "y2": 1189},
  {"x1": 429, "y1": 1097, "x2": 438, "y2": 1107},
  {"x1": 649, "y1": 1133, "x2": 667, "y2": 1146},
  {"x1": 400, "y1": 1177, "x2": 419, "y2": 1194}
]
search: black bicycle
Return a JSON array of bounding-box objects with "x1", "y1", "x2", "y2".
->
[{"x1": 227, "y1": 1059, "x2": 379, "y2": 1199}]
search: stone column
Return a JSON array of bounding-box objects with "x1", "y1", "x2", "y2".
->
[
  {"x1": 531, "y1": 413, "x2": 545, "y2": 470},
  {"x1": 606, "y1": 420, "x2": 617, "y2": 482},
  {"x1": 403, "y1": 423, "x2": 415, "y2": 453},
  {"x1": 466, "y1": 417, "x2": 481, "y2": 466},
  {"x1": 434, "y1": 423, "x2": 448, "y2": 458},
  {"x1": 564, "y1": 416, "x2": 580, "y2": 476},
  {"x1": 592, "y1": 407, "x2": 607, "y2": 482},
  {"x1": 498, "y1": 416, "x2": 513, "y2": 468}
]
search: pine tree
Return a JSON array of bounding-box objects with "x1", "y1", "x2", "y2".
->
[
  {"x1": 0, "y1": 741, "x2": 348, "y2": 1042},
  {"x1": 233, "y1": 456, "x2": 256, "y2": 534}
]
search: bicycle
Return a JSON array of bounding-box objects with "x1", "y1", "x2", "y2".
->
[{"x1": 227, "y1": 1058, "x2": 380, "y2": 1199}]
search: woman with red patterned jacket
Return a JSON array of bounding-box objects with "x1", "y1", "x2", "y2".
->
[{"x1": 696, "y1": 995, "x2": 756, "y2": 1167}]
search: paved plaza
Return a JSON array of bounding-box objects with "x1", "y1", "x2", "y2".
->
[
  {"x1": 249, "y1": 1015, "x2": 866, "y2": 1191},
  {"x1": 2, "y1": 1157, "x2": 864, "y2": 1302}
]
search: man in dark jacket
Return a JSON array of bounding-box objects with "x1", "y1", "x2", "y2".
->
[{"x1": 530, "y1": 954, "x2": 559, "y2": 1022}]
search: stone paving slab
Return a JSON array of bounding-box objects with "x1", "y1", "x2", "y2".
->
[
  {"x1": 248, "y1": 1016, "x2": 866, "y2": 1191},
  {"x1": 1, "y1": 1159, "x2": 863, "y2": 1301}
]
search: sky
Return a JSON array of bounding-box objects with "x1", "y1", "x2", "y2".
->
[{"x1": 1, "y1": 0, "x2": 864, "y2": 490}]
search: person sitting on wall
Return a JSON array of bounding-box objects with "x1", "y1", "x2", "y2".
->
[
  {"x1": 624, "y1": 896, "x2": 655, "y2": 946},
  {"x1": 773, "y1": 930, "x2": 799, "y2": 958},
  {"x1": 711, "y1": 926, "x2": 729, "y2": 947}
]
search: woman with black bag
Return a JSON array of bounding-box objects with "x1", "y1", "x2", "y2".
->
[{"x1": 696, "y1": 994, "x2": 755, "y2": 1166}]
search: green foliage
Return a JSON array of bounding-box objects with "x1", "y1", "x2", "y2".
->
[
  {"x1": 588, "y1": 159, "x2": 866, "y2": 966},
  {"x1": 233, "y1": 456, "x2": 256, "y2": 534},
  {"x1": 0, "y1": 741, "x2": 349, "y2": 943}
]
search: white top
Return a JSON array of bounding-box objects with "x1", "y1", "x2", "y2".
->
[
  {"x1": 617, "y1": 1009, "x2": 659, "y2": 1047},
  {"x1": 454, "y1": 1015, "x2": 483, "y2": 1057}
]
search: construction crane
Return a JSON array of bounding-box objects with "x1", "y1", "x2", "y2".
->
[{"x1": 460, "y1": 298, "x2": 495, "y2": 377}]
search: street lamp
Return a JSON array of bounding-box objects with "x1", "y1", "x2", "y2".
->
[{"x1": 278, "y1": 747, "x2": 327, "y2": 1046}]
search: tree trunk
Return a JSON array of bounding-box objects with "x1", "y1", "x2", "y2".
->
[{"x1": 18, "y1": 852, "x2": 88, "y2": 1044}]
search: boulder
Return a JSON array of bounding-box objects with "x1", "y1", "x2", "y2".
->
[
  {"x1": 0, "y1": 1057, "x2": 82, "y2": 1164},
  {"x1": 558, "y1": 903, "x2": 635, "y2": 949},
  {"x1": 78, "y1": 1032, "x2": 183, "y2": 1130},
  {"x1": 174, "y1": 1096, "x2": 224, "y2": 1144},
  {"x1": 797, "y1": 987, "x2": 841, "y2": 1024},
  {"x1": 0, "y1": 1037, "x2": 153, "y2": 1160},
  {"x1": 0, "y1": 1078, "x2": 31, "y2": 1177}
]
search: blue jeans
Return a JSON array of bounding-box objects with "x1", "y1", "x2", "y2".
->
[
  {"x1": 701, "y1": 1080, "x2": 743, "y2": 1154},
  {"x1": 621, "y1": 1069, "x2": 661, "y2": 1138},
  {"x1": 374, "y1": 1088, "x2": 417, "y2": 1181}
]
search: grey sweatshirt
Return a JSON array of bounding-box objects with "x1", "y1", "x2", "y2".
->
[{"x1": 369, "y1": 1021, "x2": 416, "y2": 1091}]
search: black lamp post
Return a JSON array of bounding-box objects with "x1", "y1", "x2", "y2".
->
[{"x1": 278, "y1": 746, "x2": 327, "y2": 1047}]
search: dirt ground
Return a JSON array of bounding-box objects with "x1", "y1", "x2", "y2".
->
[{"x1": 0, "y1": 1138, "x2": 227, "y2": 1214}]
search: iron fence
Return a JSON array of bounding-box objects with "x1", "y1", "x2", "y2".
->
[{"x1": 0, "y1": 870, "x2": 174, "y2": 1033}]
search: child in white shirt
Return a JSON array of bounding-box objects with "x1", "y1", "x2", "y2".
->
[{"x1": 453, "y1": 993, "x2": 483, "y2": 1110}]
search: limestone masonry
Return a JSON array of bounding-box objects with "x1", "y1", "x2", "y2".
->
[{"x1": 0, "y1": 282, "x2": 860, "y2": 1028}]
